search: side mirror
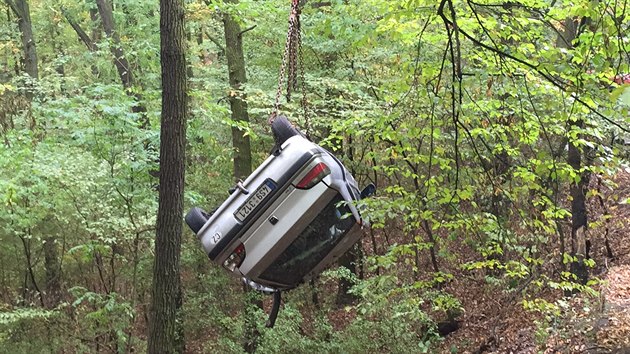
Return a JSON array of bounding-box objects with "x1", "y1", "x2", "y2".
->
[{"x1": 360, "y1": 184, "x2": 376, "y2": 199}]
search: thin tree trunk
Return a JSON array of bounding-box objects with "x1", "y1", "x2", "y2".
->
[
  {"x1": 6, "y1": 0, "x2": 37, "y2": 133},
  {"x1": 63, "y1": 9, "x2": 97, "y2": 51},
  {"x1": 223, "y1": 1, "x2": 252, "y2": 181},
  {"x1": 43, "y1": 236, "x2": 61, "y2": 308},
  {"x1": 19, "y1": 232, "x2": 44, "y2": 307},
  {"x1": 95, "y1": 0, "x2": 149, "y2": 128},
  {"x1": 568, "y1": 121, "x2": 590, "y2": 284},
  {"x1": 6, "y1": 0, "x2": 38, "y2": 81},
  {"x1": 89, "y1": 8, "x2": 101, "y2": 76},
  {"x1": 223, "y1": 4, "x2": 260, "y2": 352},
  {"x1": 595, "y1": 176, "x2": 614, "y2": 259},
  {"x1": 95, "y1": 0, "x2": 132, "y2": 88},
  {"x1": 1, "y1": 7, "x2": 8, "y2": 77},
  {"x1": 62, "y1": 8, "x2": 99, "y2": 76},
  {"x1": 147, "y1": 0, "x2": 187, "y2": 351},
  {"x1": 557, "y1": 17, "x2": 590, "y2": 285},
  {"x1": 423, "y1": 219, "x2": 440, "y2": 273},
  {"x1": 51, "y1": 20, "x2": 66, "y2": 93},
  {"x1": 90, "y1": 8, "x2": 101, "y2": 44},
  {"x1": 336, "y1": 244, "x2": 360, "y2": 306},
  {"x1": 336, "y1": 137, "x2": 360, "y2": 305}
]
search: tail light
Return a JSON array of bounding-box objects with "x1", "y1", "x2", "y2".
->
[
  {"x1": 296, "y1": 162, "x2": 331, "y2": 189},
  {"x1": 223, "y1": 243, "x2": 246, "y2": 272}
]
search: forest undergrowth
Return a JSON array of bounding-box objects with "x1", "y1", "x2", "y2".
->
[
  {"x1": 246, "y1": 169, "x2": 630, "y2": 354},
  {"x1": 437, "y1": 170, "x2": 630, "y2": 353}
]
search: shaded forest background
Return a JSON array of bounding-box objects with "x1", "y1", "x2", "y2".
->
[{"x1": 1, "y1": 0, "x2": 629, "y2": 352}]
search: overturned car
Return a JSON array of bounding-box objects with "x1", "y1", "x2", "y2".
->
[{"x1": 185, "y1": 117, "x2": 374, "y2": 298}]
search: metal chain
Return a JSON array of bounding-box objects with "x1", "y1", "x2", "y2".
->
[
  {"x1": 270, "y1": 2, "x2": 299, "y2": 123},
  {"x1": 287, "y1": 14, "x2": 299, "y2": 102},
  {"x1": 297, "y1": 19, "x2": 309, "y2": 129},
  {"x1": 288, "y1": 0, "x2": 301, "y2": 101},
  {"x1": 270, "y1": 0, "x2": 307, "y2": 125}
]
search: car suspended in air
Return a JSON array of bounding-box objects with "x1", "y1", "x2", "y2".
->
[{"x1": 185, "y1": 116, "x2": 374, "y2": 325}]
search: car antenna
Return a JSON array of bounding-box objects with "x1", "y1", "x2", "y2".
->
[{"x1": 268, "y1": 0, "x2": 309, "y2": 133}]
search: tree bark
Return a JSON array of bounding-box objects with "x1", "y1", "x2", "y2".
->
[
  {"x1": 6, "y1": 0, "x2": 38, "y2": 81},
  {"x1": 63, "y1": 8, "x2": 100, "y2": 76},
  {"x1": 63, "y1": 9, "x2": 97, "y2": 52},
  {"x1": 19, "y1": 232, "x2": 44, "y2": 307},
  {"x1": 147, "y1": 0, "x2": 187, "y2": 352},
  {"x1": 222, "y1": 5, "x2": 260, "y2": 352},
  {"x1": 43, "y1": 236, "x2": 61, "y2": 308},
  {"x1": 336, "y1": 244, "x2": 361, "y2": 306},
  {"x1": 223, "y1": 1, "x2": 252, "y2": 181},
  {"x1": 94, "y1": 0, "x2": 149, "y2": 127},
  {"x1": 6, "y1": 0, "x2": 37, "y2": 123},
  {"x1": 336, "y1": 139, "x2": 360, "y2": 305},
  {"x1": 557, "y1": 17, "x2": 590, "y2": 285},
  {"x1": 95, "y1": 0, "x2": 132, "y2": 88}
]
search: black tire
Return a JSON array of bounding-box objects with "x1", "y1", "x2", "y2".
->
[
  {"x1": 185, "y1": 207, "x2": 209, "y2": 234},
  {"x1": 271, "y1": 115, "x2": 300, "y2": 146}
]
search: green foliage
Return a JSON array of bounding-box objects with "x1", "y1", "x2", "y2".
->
[
  {"x1": 0, "y1": 307, "x2": 60, "y2": 353},
  {"x1": 69, "y1": 287, "x2": 136, "y2": 351},
  {"x1": 1, "y1": 0, "x2": 629, "y2": 351},
  {"x1": 256, "y1": 305, "x2": 336, "y2": 354},
  {"x1": 335, "y1": 314, "x2": 435, "y2": 353},
  {"x1": 0, "y1": 307, "x2": 57, "y2": 327}
]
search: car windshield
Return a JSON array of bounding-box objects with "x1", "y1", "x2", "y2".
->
[{"x1": 259, "y1": 193, "x2": 356, "y2": 286}]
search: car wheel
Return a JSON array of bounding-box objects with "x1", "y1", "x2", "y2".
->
[
  {"x1": 271, "y1": 115, "x2": 300, "y2": 146},
  {"x1": 185, "y1": 207, "x2": 210, "y2": 234}
]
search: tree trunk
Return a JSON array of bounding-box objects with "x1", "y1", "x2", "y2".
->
[
  {"x1": 223, "y1": 5, "x2": 260, "y2": 352},
  {"x1": 62, "y1": 8, "x2": 99, "y2": 76},
  {"x1": 557, "y1": 17, "x2": 590, "y2": 285},
  {"x1": 223, "y1": 1, "x2": 252, "y2": 181},
  {"x1": 95, "y1": 0, "x2": 133, "y2": 88},
  {"x1": 95, "y1": 0, "x2": 149, "y2": 128},
  {"x1": 51, "y1": 19, "x2": 66, "y2": 92},
  {"x1": 6, "y1": 0, "x2": 37, "y2": 130},
  {"x1": 89, "y1": 8, "x2": 101, "y2": 76},
  {"x1": 6, "y1": 0, "x2": 38, "y2": 81},
  {"x1": 568, "y1": 121, "x2": 590, "y2": 284},
  {"x1": 335, "y1": 244, "x2": 361, "y2": 306},
  {"x1": 63, "y1": 9, "x2": 97, "y2": 52},
  {"x1": 147, "y1": 0, "x2": 187, "y2": 352},
  {"x1": 241, "y1": 287, "x2": 262, "y2": 353},
  {"x1": 90, "y1": 8, "x2": 101, "y2": 45},
  {"x1": 43, "y1": 236, "x2": 61, "y2": 308},
  {"x1": 5, "y1": 1, "x2": 48, "y2": 300}
]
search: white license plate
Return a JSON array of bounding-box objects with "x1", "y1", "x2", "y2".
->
[{"x1": 234, "y1": 180, "x2": 276, "y2": 222}]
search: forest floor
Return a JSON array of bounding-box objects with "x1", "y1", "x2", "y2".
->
[{"x1": 437, "y1": 170, "x2": 630, "y2": 354}]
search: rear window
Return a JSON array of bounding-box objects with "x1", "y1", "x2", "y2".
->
[{"x1": 259, "y1": 193, "x2": 356, "y2": 286}]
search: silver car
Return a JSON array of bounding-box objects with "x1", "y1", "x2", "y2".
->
[{"x1": 186, "y1": 117, "x2": 373, "y2": 292}]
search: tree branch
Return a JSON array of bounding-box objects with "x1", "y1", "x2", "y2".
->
[
  {"x1": 238, "y1": 24, "x2": 256, "y2": 37},
  {"x1": 62, "y1": 8, "x2": 96, "y2": 51},
  {"x1": 437, "y1": 3, "x2": 630, "y2": 133},
  {"x1": 204, "y1": 29, "x2": 224, "y2": 53},
  {"x1": 310, "y1": 1, "x2": 331, "y2": 8}
]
